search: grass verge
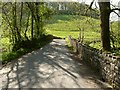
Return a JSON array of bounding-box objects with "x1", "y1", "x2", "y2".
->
[{"x1": 1, "y1": 35, "x2": 53, "y2": 65}]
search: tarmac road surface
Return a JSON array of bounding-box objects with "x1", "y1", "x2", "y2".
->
[{"x1": 0, "y1": 39, "x2": 112, "y2": 89}]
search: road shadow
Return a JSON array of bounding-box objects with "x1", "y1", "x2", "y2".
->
[{"x1": 1, "y1": 39, "x2": 112, "y2": 89}]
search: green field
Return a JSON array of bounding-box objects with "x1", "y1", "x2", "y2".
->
[
  {"x1": 1, "y1": 15, "x2": 119, "y2": 52},
  {"x1": 1, "y1": 14, "x2": 120, "y2": 63},
  {"x1": 45, "y1": 15, "x2": 101, "y2": 49}
]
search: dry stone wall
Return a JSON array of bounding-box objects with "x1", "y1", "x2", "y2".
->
[{"x1": 68, "y1": 36, "x2": 120, "y2": 89}]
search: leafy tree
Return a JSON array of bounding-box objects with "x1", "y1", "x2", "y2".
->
[
  {"x1": 1, "y1": 2, "x2": 53, "y2": 51},
  {"x1": 98, "y1": 0, "x2": 120, "y2": 51},
  {"x1": 46, "y1": 2, "x2": 99, "y2": 18}
]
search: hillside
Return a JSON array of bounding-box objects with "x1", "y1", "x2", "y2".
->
[{"x1": 45, "y1": 15, "x2": 101, "y2": 49}]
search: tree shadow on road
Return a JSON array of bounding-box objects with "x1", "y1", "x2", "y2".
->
[{"x1": 1, "y1": 39, "x2": 112, "y2": 89}]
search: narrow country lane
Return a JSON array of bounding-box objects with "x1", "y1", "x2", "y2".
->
[{"x1": 0, "y1": 39, "x2": 112, "y2": 89}]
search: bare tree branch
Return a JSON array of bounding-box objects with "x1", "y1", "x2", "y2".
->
[
  {"x1": 110, "y1": 8, "x2": 120, "y2": 12},
  {"x1": 112, "y1": 11, "x2": 120, "y2": 17},
  {"x1": 89, "y1": 0, "x2": 95, "y2": 9},
  {"x1": 110, "y1": 8, "x2": 120, "y2": 17},
  {"x1": 85, "y1": 0, "x2": 95, "y2": 14}
]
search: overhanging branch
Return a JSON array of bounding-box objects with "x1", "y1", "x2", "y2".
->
[
  {"x1": 110, "y1": 8, "x2": 120, "y2": 17},
  {"x1": 85, "y1": 0, "x2": 95, "y2": 14},
  {"x1": 112, "y1": 11, "x2": 120, "y2": 17},
  {"x1": 89, "y1": 0, "x2": 95, "y2": 9},
  {"x1": 110, "y1": 8, "x2": 120, "y2": 12}
]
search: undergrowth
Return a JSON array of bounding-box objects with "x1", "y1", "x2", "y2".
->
[{"x1": 2, "y1": 35, "x2": 53, "y2": 65}]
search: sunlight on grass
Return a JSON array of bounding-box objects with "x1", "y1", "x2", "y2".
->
[
  {"x1": 46, "y1": 29, "x2": 79, "y2": 38},
  {"x1": 45, "y1": 15, "x2": 101, "y2": 49},
  {"x1": 0, "y1": 37, "x2": 11, "y2": 49}
]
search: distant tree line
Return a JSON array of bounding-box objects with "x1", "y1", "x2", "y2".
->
[{"x1": 46, "y1": 2, "x2": 99, "y2": 19}]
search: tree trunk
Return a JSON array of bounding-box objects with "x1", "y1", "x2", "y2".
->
[
  {"x1": 36, "y1": 2, "x2": 40, "y2": 37},
  {"x1": 25, "y1": 12, "x2": 30, "y2": 41},
  {"x1": 98, "y1": 1, "x2": 111, "y2": 51},
  {"x1": 12, "y1": 2, "x2": 17, "y2": 43},
  {"x1": 20, "y1": 2, "x2": 23, "y2": 31},
  {"x1": 31, "y1": 13, "x2": 34, "y2": 40},
  {"x1": 13, "y1": 2, "x2": 21, "y2": 42}
]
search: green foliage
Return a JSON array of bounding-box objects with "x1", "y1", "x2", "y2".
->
[
  {"x1": 2, "y1": 35, "x2": 53, "y2": 64},
  {"x1": 45, "y1": 15, "x2": 100, "y2": 43},
  {"x1": 1, "y1": 2, "x2": 120, "y2": 64},
  {"x1": 1, "y1": 2, "x2": 53, "y2": 51},
  {"x1": 65, "y1": 38, "x2": 74, "y2": 51},
  {"x1": 110, "y1": 21, "x2": 120, "y2": 48},
  {"x1": 1, "y1": 2, "x2": 54, "y2": 64},
  {"x1": 45, "y1": 15, "x2": 119, "y2": 53}
]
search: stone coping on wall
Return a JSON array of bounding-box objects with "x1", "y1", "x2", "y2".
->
[
  {"x1": 68, "y1": 36, "x2": 120, "y2": 89},
  {"x1": 68, "y1": 36, "x2": 120, "y2": 61}
]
